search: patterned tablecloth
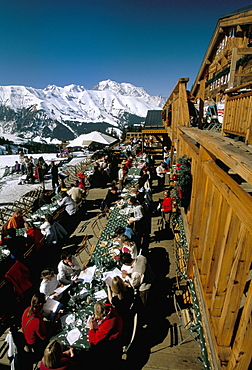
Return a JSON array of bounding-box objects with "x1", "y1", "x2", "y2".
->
[
  {"x1": 90, "y1": 203, "x2": 133, "y2": 267},
  {"x1": 126, "y1": 167, "x2": 141, "y2": 184},
  {"x1": 52, "y1": 200, "x2": 134, "y2": 349},
  {"x1": 52, "y1": 271, "x2": 108, "y2": 349}
]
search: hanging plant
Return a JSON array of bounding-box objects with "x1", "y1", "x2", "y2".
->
[{"x1": 173, "y1": 155, "x2": 192, "y2": 209}]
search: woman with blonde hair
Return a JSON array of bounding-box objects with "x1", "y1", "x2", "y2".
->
[
  {"x1": 107, "y1": 276, "x2": 134, "y2": 325},
  {"x1": 88, "y1": 301, "x2": 123, "y2": 346},
  {"x1": 40, "y1": 339, "x2": 74, "y2": 370}
]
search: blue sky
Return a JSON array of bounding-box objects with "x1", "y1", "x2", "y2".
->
[{"x1": 0, "y1": 0, "x2": 251, "y2": 96}]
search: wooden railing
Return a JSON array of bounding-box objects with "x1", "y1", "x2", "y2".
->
[
  {"x1": 163, "y1": 79, "x2": 252, "y2": 369},
  {"x1": 222, "y1": 90, "x2": 252, "y2": 144}
]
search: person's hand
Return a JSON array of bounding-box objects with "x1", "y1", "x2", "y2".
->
[
  {"x1": 63, "y1": 348, "x2": 74, "y2": 357},
  {"x1": 69, "y1": 348, "x2": 74, "y2": 357},
  {"x1": 54, "y1": 292, "x2": 61, "y2": 297},
  {"x1": 121, "y1": 270, "x2": 128, "y2": 278},
  {"x1": 89, "y1": 316, "x2": 97, "y2": 330}
]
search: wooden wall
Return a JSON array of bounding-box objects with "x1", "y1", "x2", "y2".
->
[
  {"x1": 176, "y1": 128, "x2": 252, "y2": 369},
  {"x1": 163, "y1": 78, "x2": 252, "y2": 369}
]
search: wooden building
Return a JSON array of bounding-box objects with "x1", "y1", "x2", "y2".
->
[
  {"x1": 141, "y1": 110, "x2": 170, "y2": 155},
  {"x1": 162, "y1": 6, "x2": 252, "y2": 370},
  {"x1": 190, "y1": 5, "x2": 252, "y2": 141}
]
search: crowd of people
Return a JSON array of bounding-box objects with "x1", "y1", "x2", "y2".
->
[{"x1": 1, "y1": 140, "x2": 176, "y2": 369}]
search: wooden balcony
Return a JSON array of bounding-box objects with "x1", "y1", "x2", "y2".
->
[{"x1": 162, "y1": 78, "x2": 252, "y2": 369}]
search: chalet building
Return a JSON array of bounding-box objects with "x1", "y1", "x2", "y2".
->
[
  {"x1": 161, "y1": 6, "x2": 252, "y2": 370},
  {"x1": 126, "y1": 110, "x2": 170, "y2": 156}
]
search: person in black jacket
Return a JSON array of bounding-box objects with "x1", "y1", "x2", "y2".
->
[{"x1": 51, "y1": 161, "x2": 59, "y2": 190}]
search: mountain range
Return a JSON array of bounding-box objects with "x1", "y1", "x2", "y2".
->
[{"x1": 0, "y1": 80, "x2": 165, "y2": 142}]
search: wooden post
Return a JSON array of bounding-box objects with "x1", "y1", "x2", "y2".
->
[
  {"x1": 179, "y1": 80, "x2": 190, "y2": 126},
  {"x1": 228, "y1": 47, "x2": 238, "y2": 89},
  {"x1": 198, "y1": 79, "x2": 205, "y2": 129}
]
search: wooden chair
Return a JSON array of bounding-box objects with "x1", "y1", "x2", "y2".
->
[
  {"x1": 91, "y1": 218, "x2": 103, "y2": 238},
  {"x1": 82, "y1": 244, "x2": 96, "y2": 267},
  {"x1": 78, "y1": 221, "x2": 90, "y2": 234},
  {"x1": 173, "y1": 294, "x2": 199, "y2": 346},
  {"x1": 23, "y1": 244, "x2": 35, "y2": 259},
  {"x1": 75, "y1": 235, "x2": 91, "y2": 263}
]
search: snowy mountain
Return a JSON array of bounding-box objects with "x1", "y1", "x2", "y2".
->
[{"x1": 0, "y1": 80, "x2": 165, "y2": 141}]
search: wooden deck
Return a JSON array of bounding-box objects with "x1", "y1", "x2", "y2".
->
[{"x1": 0, "y1": 180, "x2": 203, "y2": 369}]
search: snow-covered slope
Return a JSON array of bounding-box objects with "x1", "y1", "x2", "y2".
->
[
  {"x1": 0, "y1": 80, "x2": 164, "y2": 124},
  {"x1": 0, "y1": 80, "x2": 165, "y2": 140}
]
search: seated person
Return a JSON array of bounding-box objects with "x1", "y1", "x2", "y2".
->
[
  {"x1": 40, "y1": 339, "x2": 74, "y2": 370},
  {"x1": 88, "y1": 302, "x2": 123, "y2": 346},
  {"x1": 114, "y1": 225, "x2": 134, "y2": 241},
  {"x1": 107, "y1": 276, "x2": 134, "y2": 327},
  {"x1": 7, "y1": 209, "x2": 24, "y2": 229},
  {"x1": 57, "y1": 253, "x2": 81, "y2": 285},
  {"x1": 125, "y1": 157, "x2": 133, "y2": 169},
  {"x1": 6, "y1": 228, "x2": 32, "y2": 260},
  {"x1": 21, "y1": 293, "x2": 48, "y2": 356},
  {"x1": 40, "y1": 214, "x2": 67, "y2": 245},
  {"x1": 24, "y1": 221, "x2": 44, "y2": 251},
  {"x1": 120, "y1": 235, "x2": 138, "y2": 259},
  {"x1": 57, "y1": 191, "x2": 77, "y2": 216},
  {"x1": 67, "y1": 183, "x2": 85, "y2": 204},
  {"x1": 103, "y1": 184, "x2": 120, "y2": 209},
  {"x1": 40, "y1": 268, "x2": 63, "y2": 300},
  {"x1": 38, "y1": 190, "x2": 52, "y2": 208}
]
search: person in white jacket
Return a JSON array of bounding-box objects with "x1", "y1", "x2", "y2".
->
[
  {"x1": 40, "y1": 268, "x2": 63, "y2": 300},
  {"x1": 57, "y1": 253, "x2": 81, "y2": 285},
  {"x1": 40, "y1": 214, "x2": 67, "y2": 244}
]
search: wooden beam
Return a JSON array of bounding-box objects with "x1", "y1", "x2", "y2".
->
[
  {"x1": 141, "y1": 129, "x2": 167, "y2": 134},
  {"x1": 229, "y1": 47, "x2": 238, "y2": 89},
  {"x1": 237, "y1": 47, "x2": 252, "y2": 55},
  {"x1": 234, "y1": 73, "x2": 252, "y2": 77}
]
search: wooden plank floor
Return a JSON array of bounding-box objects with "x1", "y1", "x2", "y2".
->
[
  {"x1": 77, "y1": 184, "x2": 204, "y2": 370},
  {"x1": 0, "y1": 180, "x2": 204, "y2": 369}
]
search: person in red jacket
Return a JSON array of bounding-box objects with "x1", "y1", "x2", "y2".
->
[
  {"x1": 24, "y1": 221, "x2": 44, "y2": 251},
  {"x1": 22, "y1": 293, "x2": 47, "y2": 356},
  {"x1": 88, "y1": 302, "x2": 123, "y2": 368},
  {"x1": 88, "y1": 302, "x2": 123, "y2": 346},
  {"x1": 161, "y1": 190, "x2": 173, "y2": 227}
]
